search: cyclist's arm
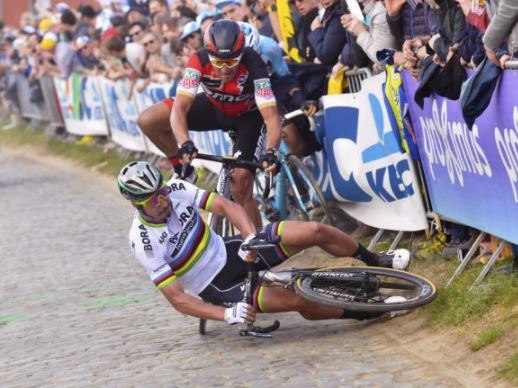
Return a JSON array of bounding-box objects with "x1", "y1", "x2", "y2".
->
[
  {"x1": 259, "y1": 103, "x2": 282, "y2": 151},
  {"x1": 170, "y1": 91, "x2": 194, "y2": 145},
  {"x1": 162, "y1": 281, "x2": 226, "y2": 321},
  {"x1": 209, "y1": 194, "x2": 256, "y2": 238},
  {"x1": 170, "y1": 55, "x2": 202, "y2": 145}
]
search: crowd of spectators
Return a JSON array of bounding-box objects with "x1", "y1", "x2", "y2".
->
[{"x1": 0, "y1": 0, "x2": 517, "y2": 261}]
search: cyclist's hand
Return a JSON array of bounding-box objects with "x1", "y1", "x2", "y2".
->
[
  {"x1": 260, "y1": 149, "x2": 279, "y2": 175},
  {"x1": 177, "y1": 140, "x2": 198, "y2": 163},
  {"x1": 238, "y1": 234, "x2": 259, "y2": 263},
  {"x1": 301, "y1": 100, "x2": 317, "y2": 117},
  {"x1": 224, "y1": 302, "x2": 256, "y2": 325}
]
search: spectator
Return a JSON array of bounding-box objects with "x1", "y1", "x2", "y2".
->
[
  {"x1": 102, "y1": 34, "x2": 143, "y2": 80},
  {"x1": 483, "y1": 0, "x2": 518, "y2": 68},
  {"x1": 55, "y1": 10, "x2": 80, "y2": 78},
  {"x1": 293, "y1": 0, "x2": 319, "y2": 63},
  {"x1": 128, "y1": 21, "x2": 147, "y2": 43},
  {"x1": 149, "y1": 0, "x2": 170, "y2": 17},
  {"x1": 384, "y1": 0, "x2": 438, "y2": 74},
  {"x1": 75, "y1": 35, "x2": 104, "y2": 74},
  {"x1": 196, "y1": 11, "x2": 220, "y2": 34},
  {"x1": 341, "y1": 0, "x2": 397, "y2": 65},
  {"x1": 125, "y1": 7, "x2": 148, "y2": 24},
  {"x1": 137, "y1": 31, "x2": 181, "y2": 91},
  {"x1": 128, "y1": 0, "x2": 151, "y2": 16},
  {"x1": 216, "y1": 0, "x2": 248, "y2": 22},
  {"x1": 76, "y1": 5, "x2": 98, "y2": 38},
  {"x1": 179, "y1": 21, "x2": 202, "y2": 52},
  {"x1": 307, "y1": 0, "x2": 346, "y2": 66}
]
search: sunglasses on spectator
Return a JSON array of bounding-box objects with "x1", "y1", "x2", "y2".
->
[
  {"x1": 143, "y1": 39, "x2": 155, "y2": 47},
  {"x1": 209, "y1": 54, "x2": 242, "y2": 69},
  {"x1": 130, "y1": 30, "x2": 142, "y2": 38},
  {"x1": 133, "y1": 184, "x2": 170, "y2": 207}
]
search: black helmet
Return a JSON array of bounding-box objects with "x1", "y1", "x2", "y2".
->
[{"x1": 204, "y1": 20, "x2": 244, "y2": 60}]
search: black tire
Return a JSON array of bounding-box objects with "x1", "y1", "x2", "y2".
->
[
  {"x1": 293, "y1": 266, "x2": 437, "y2": 313},
  {"x1": 286, "y1": 154, "x2": 333, "y2": 224}
]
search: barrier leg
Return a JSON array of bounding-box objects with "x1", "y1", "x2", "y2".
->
[
  {"x1": 446, "y1": 231, "x2": 486, "y2": 288},
  {"x1": 367, "y1": 229, "x2": 384, "y2": 250},
  {"x1": 471, "y1": 240, "x2": 506, "y2": 288},
  {"x1": 388, "y1": 231, "x2": 405, "y2": 251}
]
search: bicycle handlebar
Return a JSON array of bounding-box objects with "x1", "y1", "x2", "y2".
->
[{"x1": 194, "y1": 153, "x2": 262, "y2": 170}]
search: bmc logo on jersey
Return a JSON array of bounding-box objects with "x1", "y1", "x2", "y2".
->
[
  {"x1": 180, "y1": 68, "x2": 201, "y2": 89},
  {"x1": 254, "y1": 79, "x2": 273, "y2": 99}
]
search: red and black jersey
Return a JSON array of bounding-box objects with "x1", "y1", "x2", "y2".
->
[{"x1": 176, "y1": 47, "x2": 276, "y2": 117}]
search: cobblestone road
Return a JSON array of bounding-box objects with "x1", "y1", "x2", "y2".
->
[{"x1": 0, "y1": 150, "x2": 494, "y2": 387}]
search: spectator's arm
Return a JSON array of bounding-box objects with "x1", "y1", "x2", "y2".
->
[
  {"x1": 308, "y1": 18, "x2": 346, "y2": 65},
  {"x1": 482, "y1": 0, "x2": 518, "y2": 50},
  {"x1": 356, "y1": 6, "x2": 397, "y2": 63}
]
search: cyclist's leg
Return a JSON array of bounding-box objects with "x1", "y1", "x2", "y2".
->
[
  {"x1": 262, "y1": 220, "x2": 387, "y2": 267},
  {"x1": 228, "y1": 110, "x2": 265, "y2": 228},
  {"x1": 256, "y1": 285, "x2": 383, "y2": 320},
  {"x1": 137, "y1": 99, "x2": 178, "y2": 158}
]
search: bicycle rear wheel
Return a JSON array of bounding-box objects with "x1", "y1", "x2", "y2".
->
[
  {"x1": 286, "y1": 155, "x2": 333, "y2": 224},
  {"x1": 293, "y1": 266, "x2": 437, "y2": 313}
]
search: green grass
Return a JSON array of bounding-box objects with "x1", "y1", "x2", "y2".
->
[
  {"x1": 1, "y1": 124, "x2": 140, "y2": 177},
  {"x1": 499, "y1": 351, "x2": 518, "y2": 381},
  {"x1": 470, "y1": 326, "x2": 504, "y2": 351},
  {"x1": 426, "y1": 266, "x2": 518, "y2": 327}
]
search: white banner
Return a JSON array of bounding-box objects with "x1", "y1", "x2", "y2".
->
[
  {"x1": 53, "y1": 74, "x2": 109, "y2": 136},
  {"x1": 316, "y1": 73, "x2": 427, "y2": 231},
  {"x1": 98, "y1": 77, "x2": 148, "y2": 152}
]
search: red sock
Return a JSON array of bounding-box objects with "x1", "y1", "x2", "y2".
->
[{"x1": 168, "y1": 156, "x2": 181, "y2": 167}]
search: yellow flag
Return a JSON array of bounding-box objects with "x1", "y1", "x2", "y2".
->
[{"x1": 276, "y1": 0, "x2": 303, "y2": 63}]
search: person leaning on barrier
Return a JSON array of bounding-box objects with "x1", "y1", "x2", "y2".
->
[
  {"x1": 118, "y1": 161, "x2": 411, "y2": 326},
  {"x1": 482, "y1": 0, "x2": 518, "y2": 68}
]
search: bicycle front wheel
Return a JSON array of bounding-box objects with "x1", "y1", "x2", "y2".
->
[
  {"x1": 293, "y1": 266, "x2": 437, "y2": 313},
  {"x1": 286, "y1": 155, "x2": 333, "y2": 224}
]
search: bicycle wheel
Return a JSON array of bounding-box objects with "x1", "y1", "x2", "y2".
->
[
  {"x1": 286, "y1": 154, "x2": 333, "y2": 223},
  {"x1": 293, "y1": 266, "x2": 437, "y2": 313}
]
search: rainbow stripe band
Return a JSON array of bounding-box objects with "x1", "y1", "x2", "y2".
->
[
  {"x1": 198, "y1": 191, "x2": 215, "y2": 211},
  {"x1": 270, "y1": 221, "x2": 292, "y2": 259},
  {"x1": 253, "y1": 285, "x2": 266, "y2": 313}
]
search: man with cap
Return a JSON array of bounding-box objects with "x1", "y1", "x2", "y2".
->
[
  {"x1": 215, "y1": 0, "x2": 248, "y2": 22},
  {"x1": 180, "y1": 21, "x2": 202, "y2": 51}
]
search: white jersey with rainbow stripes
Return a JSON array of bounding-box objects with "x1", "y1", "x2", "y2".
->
[{"x1": 128, "y1": 178, "x2": 225, "y2": 294}]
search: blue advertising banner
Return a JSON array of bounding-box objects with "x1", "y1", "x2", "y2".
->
[
  {"x1": 98, "y1": 78, "x2": 148, "y2": 152},
  {"x1": 312, "y1": 74, "x2": 427, "y2": 231},
  {"x1": 403, "y1": 70, "x2": 518, "y2": 244}
]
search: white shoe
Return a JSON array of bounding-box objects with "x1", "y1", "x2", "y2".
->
[
  {"x1": 383, "y1": 295, "x2": 409, "y2": 318},
  {"x1": 377, "y1": 249, "x2": 410, "y2": 270}
]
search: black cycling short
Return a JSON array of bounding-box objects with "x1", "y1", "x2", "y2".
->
[
  {"x1": 198, "y1": 222, "x2": 292, "y2": 311},
  {"x1": 167, "y1": 94, "x2": 266, "y2": 172}
]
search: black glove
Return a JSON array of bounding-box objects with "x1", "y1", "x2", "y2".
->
[
  {"x1": 260, "y1": 148, "x2": 279, "y2": 174},
  {"x1": 177, "y1": 140, "x2": 198, "y2": 160},
  {"x1": 301, "y1": 100, "x2": 318, "y2": 116}
]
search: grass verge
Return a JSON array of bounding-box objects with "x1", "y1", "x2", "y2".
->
[
  {"x1": 470, "y1": 326, "x2": 504, "y2": 351},
  {"x1": 500, "y1": 352, "x2": 518, "y2": 381},
  {"x1": 0, "y1": 124, "x2": 134, "y2": 176}
]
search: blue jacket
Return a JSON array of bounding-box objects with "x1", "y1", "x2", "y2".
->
[
  {"x1": 386, "y1": 3, "x2": 438, "y2": 46},
  {"x1": 308, "y1": 3, "x2": 346, "y2": 66}
]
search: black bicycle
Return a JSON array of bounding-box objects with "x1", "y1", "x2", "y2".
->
[{"x1": 238, "y1": 235, "x2": 438, "y2": 338}]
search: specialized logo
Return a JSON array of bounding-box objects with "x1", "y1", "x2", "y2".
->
[
  {"x1": 179, "y1": 68, "x2": 201, "y2": 89},
  {"x1": 254, "y1": 78, "x2": 273, "y2": 99}
]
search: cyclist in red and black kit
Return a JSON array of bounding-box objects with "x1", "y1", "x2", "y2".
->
[{"x1": 172, "y1": 20, "x2": 282, "y2": 227}]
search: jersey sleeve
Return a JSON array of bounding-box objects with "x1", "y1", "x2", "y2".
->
[
  {"x1": 165, "y1": 178, "x2": 216, "y2": 211},
  {"x1": 129, "y1": 233, "x2": 175, "y2": 290},
  {"x1": 246, "y1": 49, "x2": 277, "y2": 109},
  {"x1": 176, "y1": 53, "x2": 202, "y2": 98}
]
